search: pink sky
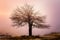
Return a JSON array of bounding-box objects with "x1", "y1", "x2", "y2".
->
[{"x1": 0, "y1": 0, "x2": 60, "y2": 36}]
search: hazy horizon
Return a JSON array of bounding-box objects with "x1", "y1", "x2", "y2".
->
[{"x1": 0, "y1": 0, "x2": 60, "y2": 36}]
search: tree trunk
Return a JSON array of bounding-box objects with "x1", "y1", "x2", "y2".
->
[{"x1": 29, "y1": 23, "x2": 32, "y2": 36}]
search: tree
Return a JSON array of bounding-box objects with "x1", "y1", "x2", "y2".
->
[{"x1": 10, "y1": 5, "x2": 49, "y2": 36}]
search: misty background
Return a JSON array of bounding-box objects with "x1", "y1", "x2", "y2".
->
[{"x1": 0, "y1": 0, "x2": 60, "y2": 36}]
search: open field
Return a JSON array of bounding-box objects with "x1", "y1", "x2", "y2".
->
[
  {"x1": 0, "y1": 32, "x2": 60, "y2": 40},
  {"x1": 0, "y1": 36, "x2": 60, "y2": 40}
]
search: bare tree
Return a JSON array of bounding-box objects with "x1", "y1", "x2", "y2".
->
[{"x1": 10, "y1": 5, "x2": 49, "y2": 36}]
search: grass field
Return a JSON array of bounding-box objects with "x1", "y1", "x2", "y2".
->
[{"x1": 0, "y1": 32, "x2": 60, "y2": 40}]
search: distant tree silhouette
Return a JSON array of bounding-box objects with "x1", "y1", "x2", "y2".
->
[{"x1": 10, "y1": 4, "x2": 49, "y2": 36}]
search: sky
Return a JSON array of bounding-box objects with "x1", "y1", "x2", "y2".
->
[{"x1": 0, "y1": 0, "x2": 60, "y2": 36}]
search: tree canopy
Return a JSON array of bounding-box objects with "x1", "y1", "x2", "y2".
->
[{"x1": 10, "y1": 5, "x2": 49, "y2": 28}]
